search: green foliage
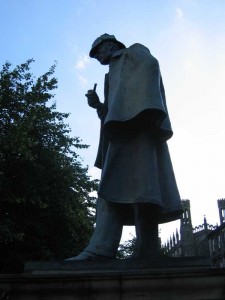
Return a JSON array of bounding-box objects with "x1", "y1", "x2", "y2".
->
[
  {"x1": 117, "y1": 236, "x2": 136, "y2": 259},
  {"x1": 117, "y1": 236, "x2": 170, "y2": 259},
  {"x1": 0, "y1": 59, "x2": 98, "y2": 273}
]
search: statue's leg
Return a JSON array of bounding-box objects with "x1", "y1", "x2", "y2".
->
[
  {"x1": 132, "y1": 203, "x2": 159, "y2": 260},
  {"x1": 66, "y1": 198, "x2": 123, "y2": 261}
]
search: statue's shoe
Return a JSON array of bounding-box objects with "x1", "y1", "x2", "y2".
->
[{"x1": 65, "y1": 251, "x2": 112, "y2": 261}]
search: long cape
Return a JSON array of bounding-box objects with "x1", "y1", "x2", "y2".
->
[
  {"x1": 94, "y1": 44, "x2": 183, "y2": 223},
  {"x1": 103, "y1": 43, "x2": 173, "y2": 141},
  {"x1": 95, "y1": 43, "x2": 173, "y2": 169}
]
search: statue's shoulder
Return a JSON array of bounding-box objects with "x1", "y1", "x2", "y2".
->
[
  {"x1": 126, "y1": 43, "x2": 158, "y2": 64},
  {"x1": 128, "y1": 43, "x2": 149, "y2": 51}
]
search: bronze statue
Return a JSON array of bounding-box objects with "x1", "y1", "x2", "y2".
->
[{"x1": 67, "y1": 34, "x2": 182, "y2": 261}]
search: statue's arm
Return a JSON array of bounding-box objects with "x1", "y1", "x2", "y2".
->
[
  {"x1": 85, "y1": 90, "x2": 107, "y2": 120},
  {"x1": 85, "y1": 90, "x2": 101, "y2": 108},
  {"x1": 96, "y1": 103, "x2": 107, "y2": 120}
]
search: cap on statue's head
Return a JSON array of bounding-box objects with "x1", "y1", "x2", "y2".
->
[{"x1": 89, "y1": 33, "x2": 126, "y2": 58}]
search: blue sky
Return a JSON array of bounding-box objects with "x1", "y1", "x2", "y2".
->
[{"x1": 1, "y1": 0, "x2": 225, "y2": 242}]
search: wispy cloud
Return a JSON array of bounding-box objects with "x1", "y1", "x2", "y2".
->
[
  {"x1": 78, "y1": 75, "x2": 88, "y2": 87},
  {"x1": 176, "y1": 8, "x2": 183, "y2": 20},
  {"x1": 75, "y1": 55, "x2": 90, "y2": 70}
]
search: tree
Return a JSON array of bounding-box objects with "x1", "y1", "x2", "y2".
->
[
  {"x1": 117, "y1": 234, "x2": 169, "y2": 259},
  {"x1": 117, "y1": 236, "x2": 136, "y2": 259},
  {"x1": 0, "y1": 59, "x2": 98, "y2": 273}
]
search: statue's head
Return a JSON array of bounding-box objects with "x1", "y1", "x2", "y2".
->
[{"x1": 89, "y1": 34, "x2": 125, "y2": 60}]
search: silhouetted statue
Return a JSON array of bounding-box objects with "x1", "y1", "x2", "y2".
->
[{"x1": 67, "y1": 34, "x2": 182, "y2": 261}]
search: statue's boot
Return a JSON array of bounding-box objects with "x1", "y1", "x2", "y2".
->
[
  {"x1": 65, "y1": 198, "x2": 123, "y2": 261},
  {"x1": 65, "y1": 250, "x2": 111, "y2": 261}
]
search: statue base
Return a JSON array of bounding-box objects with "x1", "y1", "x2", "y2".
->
[
  {"x1": 24, "y1": 256, "x2": 212, "y2": 274},
  {"x1": 1, "y1": 258, "x2": 225, "y2": 299}
]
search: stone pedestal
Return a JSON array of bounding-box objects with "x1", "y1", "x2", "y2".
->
[{"x1": 1, "y1": 259, "x2": 225, "y2": 299}]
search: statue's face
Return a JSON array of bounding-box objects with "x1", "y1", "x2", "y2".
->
[{"x1": 94, "y1": 42, "x2": 116, "y2": 65}]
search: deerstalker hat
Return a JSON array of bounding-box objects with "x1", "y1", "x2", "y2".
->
[{"x1": 89, "y1": 33, "x2": 126, "y2": 58}]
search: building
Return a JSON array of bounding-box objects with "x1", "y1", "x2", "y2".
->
[
  {"x1": 208, "y1": 199, "x2": 225, "y2": 267},
  {"x1": 164, "y1": 199, "x2": 217, "y2": 258}
]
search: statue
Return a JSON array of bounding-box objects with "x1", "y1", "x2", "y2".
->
[{"x1": 67, "y1": 34, "x2": 183, "y2": 261}]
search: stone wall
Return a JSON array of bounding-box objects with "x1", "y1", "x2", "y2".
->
[{"x1": 1, "y1": 267, "x2": 225, "y2": 300}]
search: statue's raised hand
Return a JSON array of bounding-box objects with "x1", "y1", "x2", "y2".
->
[{"x1": 85, "y1": 90, "x2": 101, "y2": 109}]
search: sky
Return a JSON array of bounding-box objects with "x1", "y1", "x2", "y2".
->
[{"x1": 1, "y1": 0, "x2": 225, "y2": 244}]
